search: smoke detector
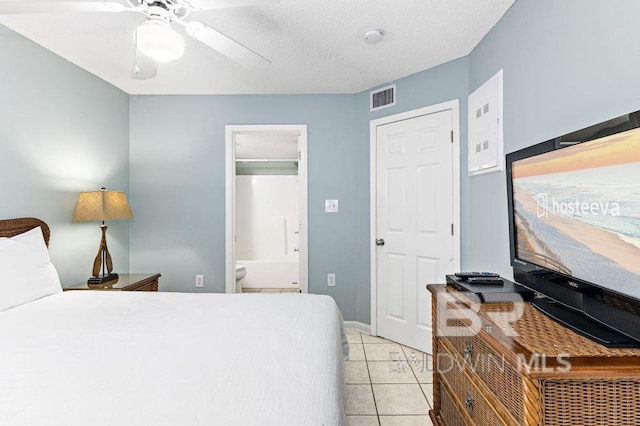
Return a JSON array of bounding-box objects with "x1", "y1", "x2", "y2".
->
[{"x1": 363, "y1": 28, "x2": 383, "y2": 43}]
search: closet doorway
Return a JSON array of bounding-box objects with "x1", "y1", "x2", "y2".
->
[{"x1": 225, "y1": 125, "x2": 308, "y2": 294}]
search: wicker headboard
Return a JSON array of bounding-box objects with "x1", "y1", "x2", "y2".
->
[{"x1": 0, "y1": 218, "x2": 50, "y2": 247}]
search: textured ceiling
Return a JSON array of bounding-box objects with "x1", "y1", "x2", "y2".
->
[{"x1": 0, "y1": 0, "x2": 515, "y2": 95}]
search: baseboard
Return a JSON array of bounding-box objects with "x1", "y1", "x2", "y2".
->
[{"x1": 344, "y1": 321, "x2": 371, "y2": 335}]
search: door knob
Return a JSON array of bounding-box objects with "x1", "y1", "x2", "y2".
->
[{"x1": 376, "y1": 239, "x2": 385, "y2": 246}]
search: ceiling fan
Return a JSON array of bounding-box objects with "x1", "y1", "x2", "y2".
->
[{"x1": 0, "y1": 0, "x2": 276, "y2": 80}]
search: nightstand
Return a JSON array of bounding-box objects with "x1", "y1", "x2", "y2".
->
[{"x1": 65, "y1": 273, "x2": 161, "y2": 292}]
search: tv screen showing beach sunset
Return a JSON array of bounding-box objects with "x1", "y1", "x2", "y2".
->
[{"x1": 512, "y1": 128, "x2": 640, "y2": 300}]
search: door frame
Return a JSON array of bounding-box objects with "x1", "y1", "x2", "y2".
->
[
  {"x1": 225, "y1": 124, "x2": 309, "y2": 294},
  {"x1": 369, "y1": 100, "x2": 461, "y2": 335}
]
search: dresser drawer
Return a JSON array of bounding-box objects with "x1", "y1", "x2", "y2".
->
[
  {"x1": 541, "y1": 378, "x2": 640, "y2": 426},
  {"x1": 439, "y1": 343, "x2": 508, "y2": 426},
  {"x1": 443, "y1": 333, "x2": 524, "y2": 423},
  {"x1": 440, "y1": 385, "x2": 467, "y2": 426}
]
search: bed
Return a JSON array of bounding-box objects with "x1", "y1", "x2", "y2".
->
[{"x1": 0, "y1": 218, "x2": 346, "y2": 426}]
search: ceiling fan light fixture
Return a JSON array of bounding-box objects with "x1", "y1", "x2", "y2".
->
[{"x1": 136, "y1": 19, "x2": 185, "y2": 63}]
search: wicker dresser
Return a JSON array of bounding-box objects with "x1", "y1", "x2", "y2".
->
[{"x1": 427, "y1": 284, "x2": 640, "y2": 426}]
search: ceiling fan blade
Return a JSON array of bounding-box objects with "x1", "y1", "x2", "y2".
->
[
  {"x1": 0, "y1": 1, "x2": 129, "y2": 14},
  {"x1": 187, "y1": 0, "x2": 279, "y2": 11},
  {"x1": 183, "y1": 21, "x2": 271, "y2": 72},
  {"x1": 131, "y1": 50, "x2": 158, "y2": 80}
]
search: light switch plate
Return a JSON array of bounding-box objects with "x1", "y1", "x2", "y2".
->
[
  {"x1": 325, "y1": 199, "x2": 339, "y2": 213},
  {"x1": 327, "y1": 273, "x2": 336, "y2": 287}
]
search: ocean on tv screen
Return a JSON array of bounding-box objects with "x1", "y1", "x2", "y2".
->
[{"x1": 512, "y1": 130, "x2": 640, "y2": 299}]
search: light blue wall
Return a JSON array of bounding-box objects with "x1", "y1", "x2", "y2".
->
[
  {"x1": 466, "y1": 0, "x2": 640, "y2": 277},
  {"x1": 6, "y1": 0, "x2": 638, "y2": 323},
  {"x1": 0, "y1": 25, "x2": 130, "y2": 286},
  {"x1": 128, "y1": 95, "x2": 365, "y2": 320},
  {"x1": 129, "y1": 58, "x2": 468, "y2": 324}
]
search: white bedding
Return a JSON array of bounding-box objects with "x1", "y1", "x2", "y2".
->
[{"x1": 0, "y1": 291, "x2": 346, "y2": 426}]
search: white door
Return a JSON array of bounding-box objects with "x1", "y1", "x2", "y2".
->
[{"x1": 375, "y1": 110, "x2": 454, "y2": 353}]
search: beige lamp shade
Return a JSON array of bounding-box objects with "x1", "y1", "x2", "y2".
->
[{"x1": 73, "y1": 189, "x2": 134, "y2": 222}]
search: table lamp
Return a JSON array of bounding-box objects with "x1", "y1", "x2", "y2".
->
[{"x1": 73, "y1": 188, "x2": 134, "y2": 284}]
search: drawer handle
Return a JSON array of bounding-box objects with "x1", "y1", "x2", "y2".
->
[
  {"x1": 465, "y1": 391, "x2": 474, "y2": 413},
  {"x1": 464, "y1": 342, "x2": 474, "y2": 360}
]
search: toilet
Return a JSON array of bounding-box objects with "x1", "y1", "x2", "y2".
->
[{"x1": 235, "y1": 264, "x2": 247, "y2": 293}]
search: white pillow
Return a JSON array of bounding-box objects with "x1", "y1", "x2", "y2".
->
[{"x1": 0, "y1": 226, "x2": 62, "y2": 312}]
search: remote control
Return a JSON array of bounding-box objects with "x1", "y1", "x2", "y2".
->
[
  {"x1": 454, "y1": 272, "x2": 500, "y2": 280},
  {"x1": 466, "y1": 277, "x2": 504, "y2": 285}
]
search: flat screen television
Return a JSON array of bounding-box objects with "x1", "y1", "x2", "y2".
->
[{"x1": 506, "y1": 110, "x2": 640, "y2": 347}]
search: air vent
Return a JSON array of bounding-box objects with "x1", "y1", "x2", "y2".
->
[{"x1": 370, "y1": 84, "x2": 396, "y2": 112}]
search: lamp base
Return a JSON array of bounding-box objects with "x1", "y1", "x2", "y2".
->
[{"x1": 87, "y1": 273, "x2": 119, "y2": 284}]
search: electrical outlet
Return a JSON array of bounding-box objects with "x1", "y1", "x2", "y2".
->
[
  {"x1": 327, "y1": 273, "x2": 336, "y2": 287},
  {"x1": 195, "y1": 274, "x2": 204, "y2": 288},
  {"x1": 325, "y1": 200, "x2": 339, "y2": 213}
]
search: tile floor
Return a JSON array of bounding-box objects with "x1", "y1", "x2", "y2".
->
[
  {"x1": 345, "y1": 329, "x2": 434, "y2": 426},
  {"x1": 241, "y1": 288, "x2": 301, "y2": 293}
]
